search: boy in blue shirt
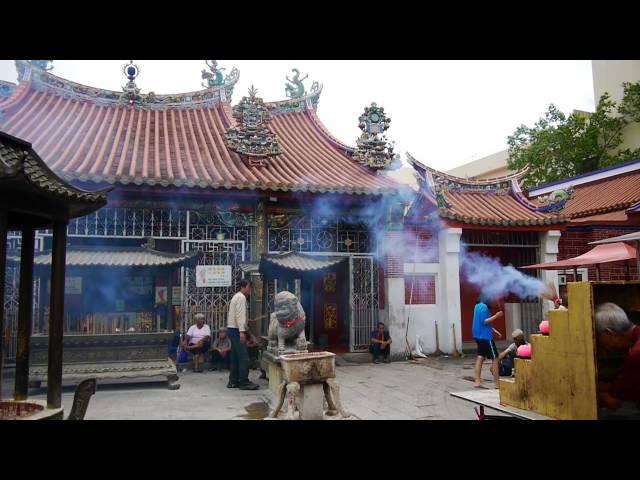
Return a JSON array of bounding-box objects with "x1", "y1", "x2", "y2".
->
[{"x1": 472, "y1": 294, "x2": 503, "y2": 388}]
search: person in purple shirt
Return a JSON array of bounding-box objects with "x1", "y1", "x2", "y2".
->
[{"x1": 472, "y1": 294, "x2": 503, "y2": 388}]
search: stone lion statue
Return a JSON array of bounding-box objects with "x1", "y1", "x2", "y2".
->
[{"x1": 268, "y1": 291, "x2": 307, "y2": 354}]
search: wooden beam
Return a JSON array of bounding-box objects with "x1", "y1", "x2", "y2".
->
[
  {"x1": 0, "y1": 208, "x2": 7, "y2": 400},
  {"x1": 14, "y1": 226, "x2": 35, "y2": 401},
  {"x1": 47, "y1": 221, "x2": 68, "y2": 409}
]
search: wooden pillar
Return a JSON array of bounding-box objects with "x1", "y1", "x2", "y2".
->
[
  {"x1": 0, "y1": 209, "x2": 7, "y2": 400},
  {"x1": 14, "y1": 226, "x2": 35, "y2": 401},
  {"x1": 47, "y1": 221, "x2": 67, "y2": 409}
]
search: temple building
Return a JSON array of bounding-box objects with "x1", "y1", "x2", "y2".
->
[
  {"x1": 0, "y1": 60, "x2": 406, "y2": 359},
  {"x1": 404, "y1": 155, "x2": 568, "y2": 352},
  {"x1": 528, "y1": 159, "x2": 640, "y2": 293},
  {"x1": 403, "y1": 154, "x2": 640, "y2": 356}
]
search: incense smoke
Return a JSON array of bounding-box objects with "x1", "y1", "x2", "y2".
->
[{"x1": 459, "y1": 244, "x2": 545, "y2": 300}]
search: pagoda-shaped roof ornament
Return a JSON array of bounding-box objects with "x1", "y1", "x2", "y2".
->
[
  {"x1": 225, "y1": 85, "x2": 282, "y2": 163},
  {"x1": 120, "y1": 61, "x2": 142, "y2": 106},
  {"x1": 284, "y1": 68, "x2": 308, "y2": 99},
  {"x1": 28, "y1": 60, "x2": 53, "y2": 71},
  {"x1": 351, "y1": 103, "x2": 396, "y2": 170},
  {"x1": 202, "y1": 60, "x2": 226, "y2": 88}
]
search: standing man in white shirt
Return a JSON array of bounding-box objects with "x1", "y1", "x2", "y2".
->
[
  {"x1": 183, "y1": 313, "x2": 211, "y2": 373},
  {"x1": 226, "y1": 279, "x2": 259, "y2": 390}
]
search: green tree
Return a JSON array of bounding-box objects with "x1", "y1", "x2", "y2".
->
[{"x1": 507, "y1": 81, "x2": 640, "y2": 188}]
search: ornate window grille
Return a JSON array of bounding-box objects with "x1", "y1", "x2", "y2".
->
[{"x1": 268, "y1": 213, "x2": 373, "y2": 254}]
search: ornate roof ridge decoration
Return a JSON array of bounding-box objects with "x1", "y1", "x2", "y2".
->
[
  {"x1": 224, "y1": 85, "x2": 282, "y2": 165},
  {"x1": 406, "y1": 153, "x2": 568, "y2": 226},
  {"x1": 269, "y1": 79, "x2": 323, "y2": 115},
  {"x1": 407, "y1": 152, "x2": 529, "y2": 188},
  {"x1": 531, "y1": 186, "x2": 575, "y2": 213},
  {"x1": 12, "y1": 60, "x2": 239, "y2": 111},
  {"x1": 0, "y1": 80, "x2": 17, "y2": 99},
  {"x1": 28, "y1": 60, "x2": 54, "y2": 71},
  {"x1": 121, "y1": 61, "x2": 142, "y2": 106},
  {"x1": 351, "y1": 102, "x2": 396, "y2": 170},
  {"x1": 201, "y1": 60, "x2": 239, "y2": 98},
  {"x1": 0, "y1": 130, "x2": 110, "y2": 204}
]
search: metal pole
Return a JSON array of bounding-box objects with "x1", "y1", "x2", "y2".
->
[
  {"x1": 14, "y1": 226, "x2": 35, "y2": 400},
  {"x1": 0, "y1": 208, "x2": 7, "y2": 400},
  {"x1": 47, "y1": 221, "x2": 67, "y2": 409}
]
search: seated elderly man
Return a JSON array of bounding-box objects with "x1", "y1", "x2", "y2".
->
[
  {"x1": 183, "y1": 313, "x2": 211, "y2": 373},
  {"x1": 595, "y1": 302, "x2": 640, "y2": 412},
  {"x1": 497, "y1": 329, "x2": 526, "y2": 377},
  {"x1": 370, "y1": 322, "x2": 392, "y2": 364},
  {"x1": 209, "y1": 328, "x2": 231, "y2": 371}
]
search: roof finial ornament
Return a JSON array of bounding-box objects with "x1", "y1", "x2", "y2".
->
[
  {"x1": 202, "y1": 60, "x2": 226, "y2": 88},
  {"x1": 28, "y1": 60, "x2": 54, "y2": 71},
  {"x1": 121, "y1": 60, "x2": 141, "y2": 106},
  {"x1": 284, "y1": 68, "x2": 308, "y2": 99},
  {"x1": 225, "y1": 86, "x2": 282, "y2": 161},
  {"x1": 352, "y1": 103, "x2": 396, "y2": 170}
]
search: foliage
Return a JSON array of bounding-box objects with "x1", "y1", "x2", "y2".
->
[{"x1": 507, "y1": 81, "x2": 640, "y2": 188}]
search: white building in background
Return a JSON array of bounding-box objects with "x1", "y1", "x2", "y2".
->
[
  {"x1": 445, "y1": 60, "x2": 640, "y2": 181},
  {"x1": 592, "y1": 60, "x2": 640, "y2": 153},
  {"x1": 446, "y1": 149, "x2": 511, "y2": 180}
]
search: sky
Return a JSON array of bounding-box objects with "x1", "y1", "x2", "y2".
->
[{"x1": 0, "y1": 60, "x2": 596, "y2": 171}]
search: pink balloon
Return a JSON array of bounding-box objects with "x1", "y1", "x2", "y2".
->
[
  {"x1": 539, "y1": 320, "x2": 550, "y2": 334},
  {"x1": 517, "y1": 344, "x2": 531, "y2": 358}
]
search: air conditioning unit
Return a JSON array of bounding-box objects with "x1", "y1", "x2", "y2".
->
[{"x1": 558, "y1": 274, "x2": 567, "y2": 285}]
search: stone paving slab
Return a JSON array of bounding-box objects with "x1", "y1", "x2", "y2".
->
[{"x1": 1, "y1": 355, "x2": 497, "y2": 420}]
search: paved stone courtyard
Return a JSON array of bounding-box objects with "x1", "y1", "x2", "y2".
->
[{"x1": 2, "y1": 354, "x2": 496, "y2": 420}]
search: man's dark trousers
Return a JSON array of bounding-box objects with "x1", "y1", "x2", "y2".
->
[
  {"x1": 227, "y1": 328, "x2": 250, "y2": 386},
  {"x1": 369, "y1": 343, "x2": 390, "y2": 360}
]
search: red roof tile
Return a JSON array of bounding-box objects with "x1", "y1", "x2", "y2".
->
[
  {"x1": 558, "y1": 171, "x2": 640, "y2": 219},
  {"x1": 408, "y1": 154, "x2": 567, "y2": 227},
  {"x1": 0, "y1": 74, "x2": 399, "y2": 196}
]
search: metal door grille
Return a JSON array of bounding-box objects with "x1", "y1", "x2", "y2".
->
[
  {"x1": 350, "y1": 255, "x2": 379, "y2": 352},
  {"x1": 181, "y1": 240, "x2": 245, "y2": 338}
]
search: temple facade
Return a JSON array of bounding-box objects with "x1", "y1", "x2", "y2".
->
[{"x1": 0, "y1": 60, "x2": 406, "y2": 359}]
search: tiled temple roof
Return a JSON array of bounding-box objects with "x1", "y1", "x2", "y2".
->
[
  {"x1": 0, "y1": 61, "x2": 399, "y2": 196},
  {"x1": 408, "y1": 153, "x2": 568, "y2": 227},
  {"x1": 528, "y1": 162, "x2": 640, "y2": 222},
  {"x1": 9, "y1": 245, "x2": 198, "y2": 268},
  {"x1": 0, "y1": 130, "x2": 109, "y2": 218}
]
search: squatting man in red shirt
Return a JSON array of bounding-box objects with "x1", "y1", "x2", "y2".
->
[{"x1": 595, "y1": 302, "x2": 640, "y2": 413}]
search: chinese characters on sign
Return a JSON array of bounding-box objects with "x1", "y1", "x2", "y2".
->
[
  {"x1": 324, "y1": 303, "x2": 337, "y2": 329},
  {"x1": 196, "y1": 265, "x2": 232, "y2": 287}
]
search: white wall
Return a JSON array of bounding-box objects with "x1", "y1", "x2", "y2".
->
[
  {"x1": 438, "y1": 228, "x2": 463, "y2": 354},
  {"x1": 403, "y1": 262, "x2": 442, "y2": 355}
]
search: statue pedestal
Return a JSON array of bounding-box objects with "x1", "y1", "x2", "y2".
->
[
  {"x1": 266, "y1": 351, "x2": 352, "y2": 420},
  {"x1": 299, "y1": 384, "x2": 324, "y2": 420},
  {"x1": 262, "y1": 351, "x2": 284, "y2": 397}
]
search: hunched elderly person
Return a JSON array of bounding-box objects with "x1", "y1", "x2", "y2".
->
[
  {"x1": 183, "y1": 313, "x2": 211, "y2": 373},
  {"x1": 595, "y1": 302, "x2": 640, "y2": 413},
  {"x1": 209, "y1": 328, "x2": 231, "y2": 371}
]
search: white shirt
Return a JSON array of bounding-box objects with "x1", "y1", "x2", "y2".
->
[
  {"x1": 227, "y1": 291, "x2": 248, "y2": 332},
  {"x1": 186, "y1": 323, "x2": 211, "y2": 343}
]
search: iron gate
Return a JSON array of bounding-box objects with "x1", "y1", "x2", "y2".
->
[
  {"x1": 181, "y1": 240, "x2": 245, "y2": 338},
  {"x1": 349, "y1": 255, "x2": 379, "y2": 352}
]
